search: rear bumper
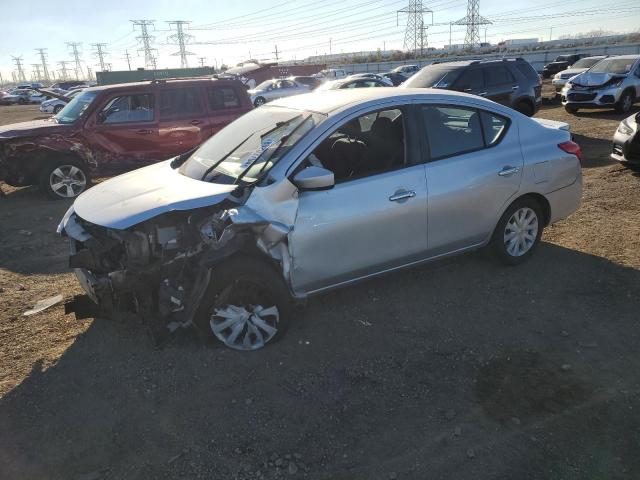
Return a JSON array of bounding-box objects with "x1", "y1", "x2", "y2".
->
[{"x1": 547, "y1": 175, "x2": 582, "y2": 225}]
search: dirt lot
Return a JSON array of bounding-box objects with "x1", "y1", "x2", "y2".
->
[{"x1": 0, "y1": 92, "x2": 639, "y2": 480}]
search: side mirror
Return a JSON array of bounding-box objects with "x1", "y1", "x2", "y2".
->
[{"x1": 293, "y1": 166, "x2": 334, "y2": 191}]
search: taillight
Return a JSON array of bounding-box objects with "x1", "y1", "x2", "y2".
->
[{"x1": 558, "y1": 140, "x2": 582, "y2": 162}]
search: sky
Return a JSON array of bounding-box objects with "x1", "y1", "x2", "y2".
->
[{"x1": 1, "y1": 0, "x2": 639, "y2": 83}]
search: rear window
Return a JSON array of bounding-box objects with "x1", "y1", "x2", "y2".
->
[
  {"x1": 208, "y1": 86, "x2": 241, "y2": 109},
  {"x1": 515, "y1": 62, "x2": 539, "y2": 81},
  {"x1": 160, "y1": 88, "x2": 203, "y2": 119}
]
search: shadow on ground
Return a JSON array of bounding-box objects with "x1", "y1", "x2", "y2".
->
[{"x1": 1, "y1": 243, "x2": 639, "y2": 480}]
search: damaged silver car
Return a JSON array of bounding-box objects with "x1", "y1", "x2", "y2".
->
[{"x1": 58, "y1": 88, "x2": 583, "y2": 350}]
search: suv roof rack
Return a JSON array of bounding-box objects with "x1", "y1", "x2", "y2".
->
[{"x1": 148, "y1": 76, "x2": 219, "y2": 84}]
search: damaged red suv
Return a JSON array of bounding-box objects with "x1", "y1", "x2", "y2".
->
[{"x1": 0, "y1": 78, "x2": 252, "y2": 199}]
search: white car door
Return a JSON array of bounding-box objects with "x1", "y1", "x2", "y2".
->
[{"x1": 289, "y1": 106, "x2": 429, "y2": 293}]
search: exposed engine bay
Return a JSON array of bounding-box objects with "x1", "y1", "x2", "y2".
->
[{"x1": 59, "y1": 180, "x2": 298, "y2": 345}]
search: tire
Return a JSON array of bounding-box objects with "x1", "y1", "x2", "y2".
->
[
  {"x1": 514, "y1": 100, "x2": 534, "y2": 117},
  {"x1": 253, "y1": 96, "x2": 266, "y2": 107},
  {"x1": 39, "y1": 158, "x2": 90, "y2": 200},
  {"x1": 615, "y1": 90, "x2": 634, "y2": 114},
  {"x1": 53, "y1": 104, "x2": 64, "y2": 114},
  {"x1": 192, "y1": 256, "x2": 294, "y2": 351},
  {"x1": 564, "y1": 105, "x2": 578, "y2": 114},
  {"x1": 18, "y1": 98, "x2": 26, "y2": 105},
  {"x1": 489, "y1": 197, "x2": 544, "y2": 266}
]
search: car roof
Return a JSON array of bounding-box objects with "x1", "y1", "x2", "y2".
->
[
  {"x1": 84, "y1": 77, "x2": 241, "y2": 93},
  {"x1": 268, "y1": 87, "x2": 503, "y2": 115}
]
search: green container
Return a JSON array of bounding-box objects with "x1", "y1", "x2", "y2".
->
[{"x1": 96, "y1": 67, "x2": 218, "y2": 85}]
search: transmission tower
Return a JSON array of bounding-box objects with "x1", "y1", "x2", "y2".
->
[
  {"x1": 453, "y1": 0, "x2": 492, "y2": 48},
  {"x1": 11, "y1": 56, "x2": 27, "y2": 82},
  {"x1": 58, "y1": 61, "x2": 71, "y2": 80},
  {"x1": 398, "y1": 0, "x2": 433, "y2": 55},
  {"x1": 123, "y1": 50, "x2": 133, "y2": 70},
  {"x1": 31, "y1": 64, "x2": 42, "y2": 82},
  {"x1": 131, "y1": 20, "x2": 157, "y2": 69},
  {"x1": 167, "y1": 20, "x2": 194, "y2": 68},
  {"x1": 35, "y1": 48, "x2": 51, "y2": 82},
  {"x1": 67, "y1": 42, "x2": 84, "y2": 79},
  {"x1": 92, "y1": 43, "x2": 109, "y2": 72},
  {"x1": 198, "y1": 56, "x2": 206, "y2": 67},
  {"x1": 86, "y1": 66, "x2": 94, "y2": 81}
]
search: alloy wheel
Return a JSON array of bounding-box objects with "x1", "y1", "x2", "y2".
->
[
  {"x1": 503, "y1": 207, "x2": 539, "y2": 257},
  {"x1": 49, "y1": 165, "x2": 87, "y2": 198},
  {"x1": 622, "y1": 94, "x2": 632, "y2": 113}
]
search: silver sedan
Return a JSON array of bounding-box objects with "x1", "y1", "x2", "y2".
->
[{"x1": 59, "y1": 88, "x2": 583, "y2": 350}]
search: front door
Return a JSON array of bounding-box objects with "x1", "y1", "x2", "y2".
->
[
  {"x1": 289, "y1": 106, "x2": 429, "y2": 293},
  {"x1": 87, "y1": 92, "x2": 160, "y2": 173},
  {"x1": 420, "y1": 104, "x2": 523, "y2": 255}
]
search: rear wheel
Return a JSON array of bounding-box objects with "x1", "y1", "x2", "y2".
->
[
  {"x1": 514, "y1": 100, "x2": 534, "y2": 117},
  {"x1": 564, "y1": 105, "x2": 578, "y2": 114},
  {"x1": 39, "y1": 159, "x2": 90, "y2": 200},
  {"x1": 193, "y1": 256, "x2": 293, "y2": 351},
  {"x1": 615, "y1": 90, "x2": 634, "y2": 114},
  {"x1": 253, "y1": 96, "x2": 266, "y2": 107},
  {"x1": 490, "y1": 198, "x2": 543, "y2": 265},
  {"x1": 53, "y1": 104, "x2": 64, "y2": 114}
]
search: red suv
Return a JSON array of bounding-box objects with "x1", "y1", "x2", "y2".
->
[{"x1": 0, "y1": 78, "x2": 252, "y2": 199}]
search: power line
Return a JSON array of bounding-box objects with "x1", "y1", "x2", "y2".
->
[
  {"x1": 35, "y1": 48, "x2": 51, "y2": 82},
  {"x1": 92, "y1": 43, "x2": 109, "y2": 72},
  {"x1": 167, "y1": 20, "x2": 194, "y2": 68},
  {"x1": 11, "y1": 56, "x2": 26, "y2": 82},
  {"x1": 131, "y1": 20, "x2": 157, "y2": 69},
  {"x1": 67, "y1": 42, "x2": 84, "y2": 80}
]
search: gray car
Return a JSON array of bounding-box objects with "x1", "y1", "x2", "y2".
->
[
  {"x1": 562, "y1": 55, "x2": 640, "y2": 114},
  {"x1": 247, "y1": 78, "x2": 309, "y2": 107},
  {"x1": 59, "y1": 88, "x2": 582, "y2": 350},
  {"x1": 551, "y1": 55, "x2": 607, "y2": 93}
]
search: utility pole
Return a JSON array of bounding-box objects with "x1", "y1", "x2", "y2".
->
[
  {"x1": 86, "y1": 66, "x2": 93, "y2": 81},
  {"x1": 35, "y1": 48, "x2": 51, "y2": 82},
  {"x1": 329, "y1": 38, "x2": 332, "y2": 55},
  {"x1": 58, "y1": 60, "x2": 71, "y2": 80},
  {"x1": 273, "y1": 45, "x2": 280, "y2": 62},
  {"x1": 11, "y1": 56, "x2": 27, "y2": 82},
  {"x1": 31, "y1": 64, "x2": 42, "y2": 82},
  {"x1": 67, "y1": 42, "x2": 84, "y2": 79},
  {"x1": 167, "y1": 20, "x2": 194, "y2": 68},
  {"x1": 92, "y1": 43, "x2": 109, "y2": 72},
  {"x1": 398, "y1": 1, "x2": 433, "y2": 55},
  {"x1": 198, "y1": 56, "x2": 206, "y2": 67},
  {"x1": 123, "y1": 50, "x2": 132, "y2": 70},
  {"x1": 549, "y1": 26, "x2": 553, "y2": 42},
  {"x1": 131, "y1": 20, "x2": 157, "y2": 69},
  {"x1": 453, "y1": 0, "x2": 492, "y2": 48}
]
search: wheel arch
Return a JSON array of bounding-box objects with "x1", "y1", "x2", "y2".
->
[{"x1": 508, "y1": 192, "x2": 551, "y2": 226}]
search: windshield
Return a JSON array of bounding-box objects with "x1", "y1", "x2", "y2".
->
[
  {"x1": 315, "y1": 80, "x2": 339, "y2": 91},
  {"x1": 179, "y1": 106, "x2": 325, "y2": 184},
  {"x1": 571, "y1": 57, "x2": 602, "y2": 69},
  {"x1": 254, "y1": 80, "x2": 275, "y2": 91},
  {"x1": 54, "y1": 91, "x2": 98, "y2": 124},
  {"x1": 589, "y1": 58, "x2": 636, "y2": 74},
  {"x1": 402, "y1": 66, "x2": 462, "y2": 88},
  {"x1": 555, "y1": 56, "x2": 571, "y2": 62}
]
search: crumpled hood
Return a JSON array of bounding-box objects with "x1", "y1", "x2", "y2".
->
[
  {"x1": 558, "y1": 67, "x2": 587, "y2": 77},
  {"x1": 73, "y1": 160, "x2": 238, "y2": 230},
  {"x1": 0, "y1": 119, "x2": 66, "y2": 139},
  {"x1": 571, "y1": 72, "x2": 626, "y2": 87}
]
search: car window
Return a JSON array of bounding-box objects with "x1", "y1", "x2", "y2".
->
[
  {"x1": 159, "y1": 88, "x2": 202, "y2": 119},
  {"x1": 422, "y1": 106, "x2": 484, "y2": 159},
  {"x1": 515, "y1": 62, "x2": 539, "y2": 81},
  {"x1": 99, "y1": 94, "x2": 154, "y2": 124},
  {"x1": 277, "y1": 80, "x2": 295, "y2": 89},
  {"x1": 455, "y1": 68, "x2": 484, "y2": 90},
  {"x1": 480, "y1": 111, "x2": 508, "y2": 145},
  {"x1": 208, "y1": 86, "x2": 241, "y2": 109},
  {"x1": 485, "y1": 66, "x2": 515, "y2": 86},
  {"x1": 307, "y1": 108, "x2": 405, "y2": 182}
]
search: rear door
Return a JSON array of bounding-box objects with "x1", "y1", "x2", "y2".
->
[
  {"x1": 87, "y1": 91, "x2": 160, "y2": 172},
  {"x1": 420, "y1": 104, "x2": 523, "y2": 255},
  {"x1": 484, "y1": 65, "x2": 517, "y2": 106},
  {"x1": 157, "y1": 86, "x2": 208, "y2": 157},
  {"x1": 452, "y1": 67, "x2": 486, "y2": 97},
  {"x1": 205, "y1": 84, "x2": 248, "y2": 136}
]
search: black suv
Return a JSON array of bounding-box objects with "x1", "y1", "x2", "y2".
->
[
  {"x1": 542, "y1": 54, "x2": 588, "y2": 78},
  {"x1": 402, "y1": 58, "x2": 542, "y2": 116}
]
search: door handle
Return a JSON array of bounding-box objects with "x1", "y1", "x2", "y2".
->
[
  {"x1": 389, "y1": 190, "x2": 416, "y2": 202},
  {"x1": 511, "y1": 85, "x2": 519, "y2": 91},
  {"x1": 135, "y1": 129, "x2": 153, "y2": 135},
  {"x1": 190, "y1": 120, "x2": 203, "y2": 126},
  {"x1": 478, "y1": 91, "x2": 488, "y2": 96},
  {"x1": 498, "y1": 166, "x2": 520, "y2": 177}
]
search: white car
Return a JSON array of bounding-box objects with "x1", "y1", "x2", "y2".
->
[
  {"x1": 39, "y1": 89, "x2": 82, "y2": 114},
  {"x1": 247, "y1": 79, "x2": 310, "y2": 107},
  {"x1": 552, "y1": 56, "x2": 607, "y2": 93}
]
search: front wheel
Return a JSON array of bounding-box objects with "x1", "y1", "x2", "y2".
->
[
  {"x1": 193, "y1": 257, "x2": 293, "y2": 351},
  {"x1": 490, "y1": 198, "x2": 543, "y2": 265},
  {"x1": 39, "y1": 159, "x2": 90, "y2": 200},
  {"x1": 53, "y1": 104, "x2": 64, "y2": 114},
  {"x1": 564, "y1": 105, "x2": 578, "y2": 114},
  {"x1": 615, "y1": 91, "x2": 634, "y2": 114}
]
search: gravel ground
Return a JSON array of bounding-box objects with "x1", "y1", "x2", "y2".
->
[{"x1": 0, "y1": 90, "x2": 639, "y2": 480}]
